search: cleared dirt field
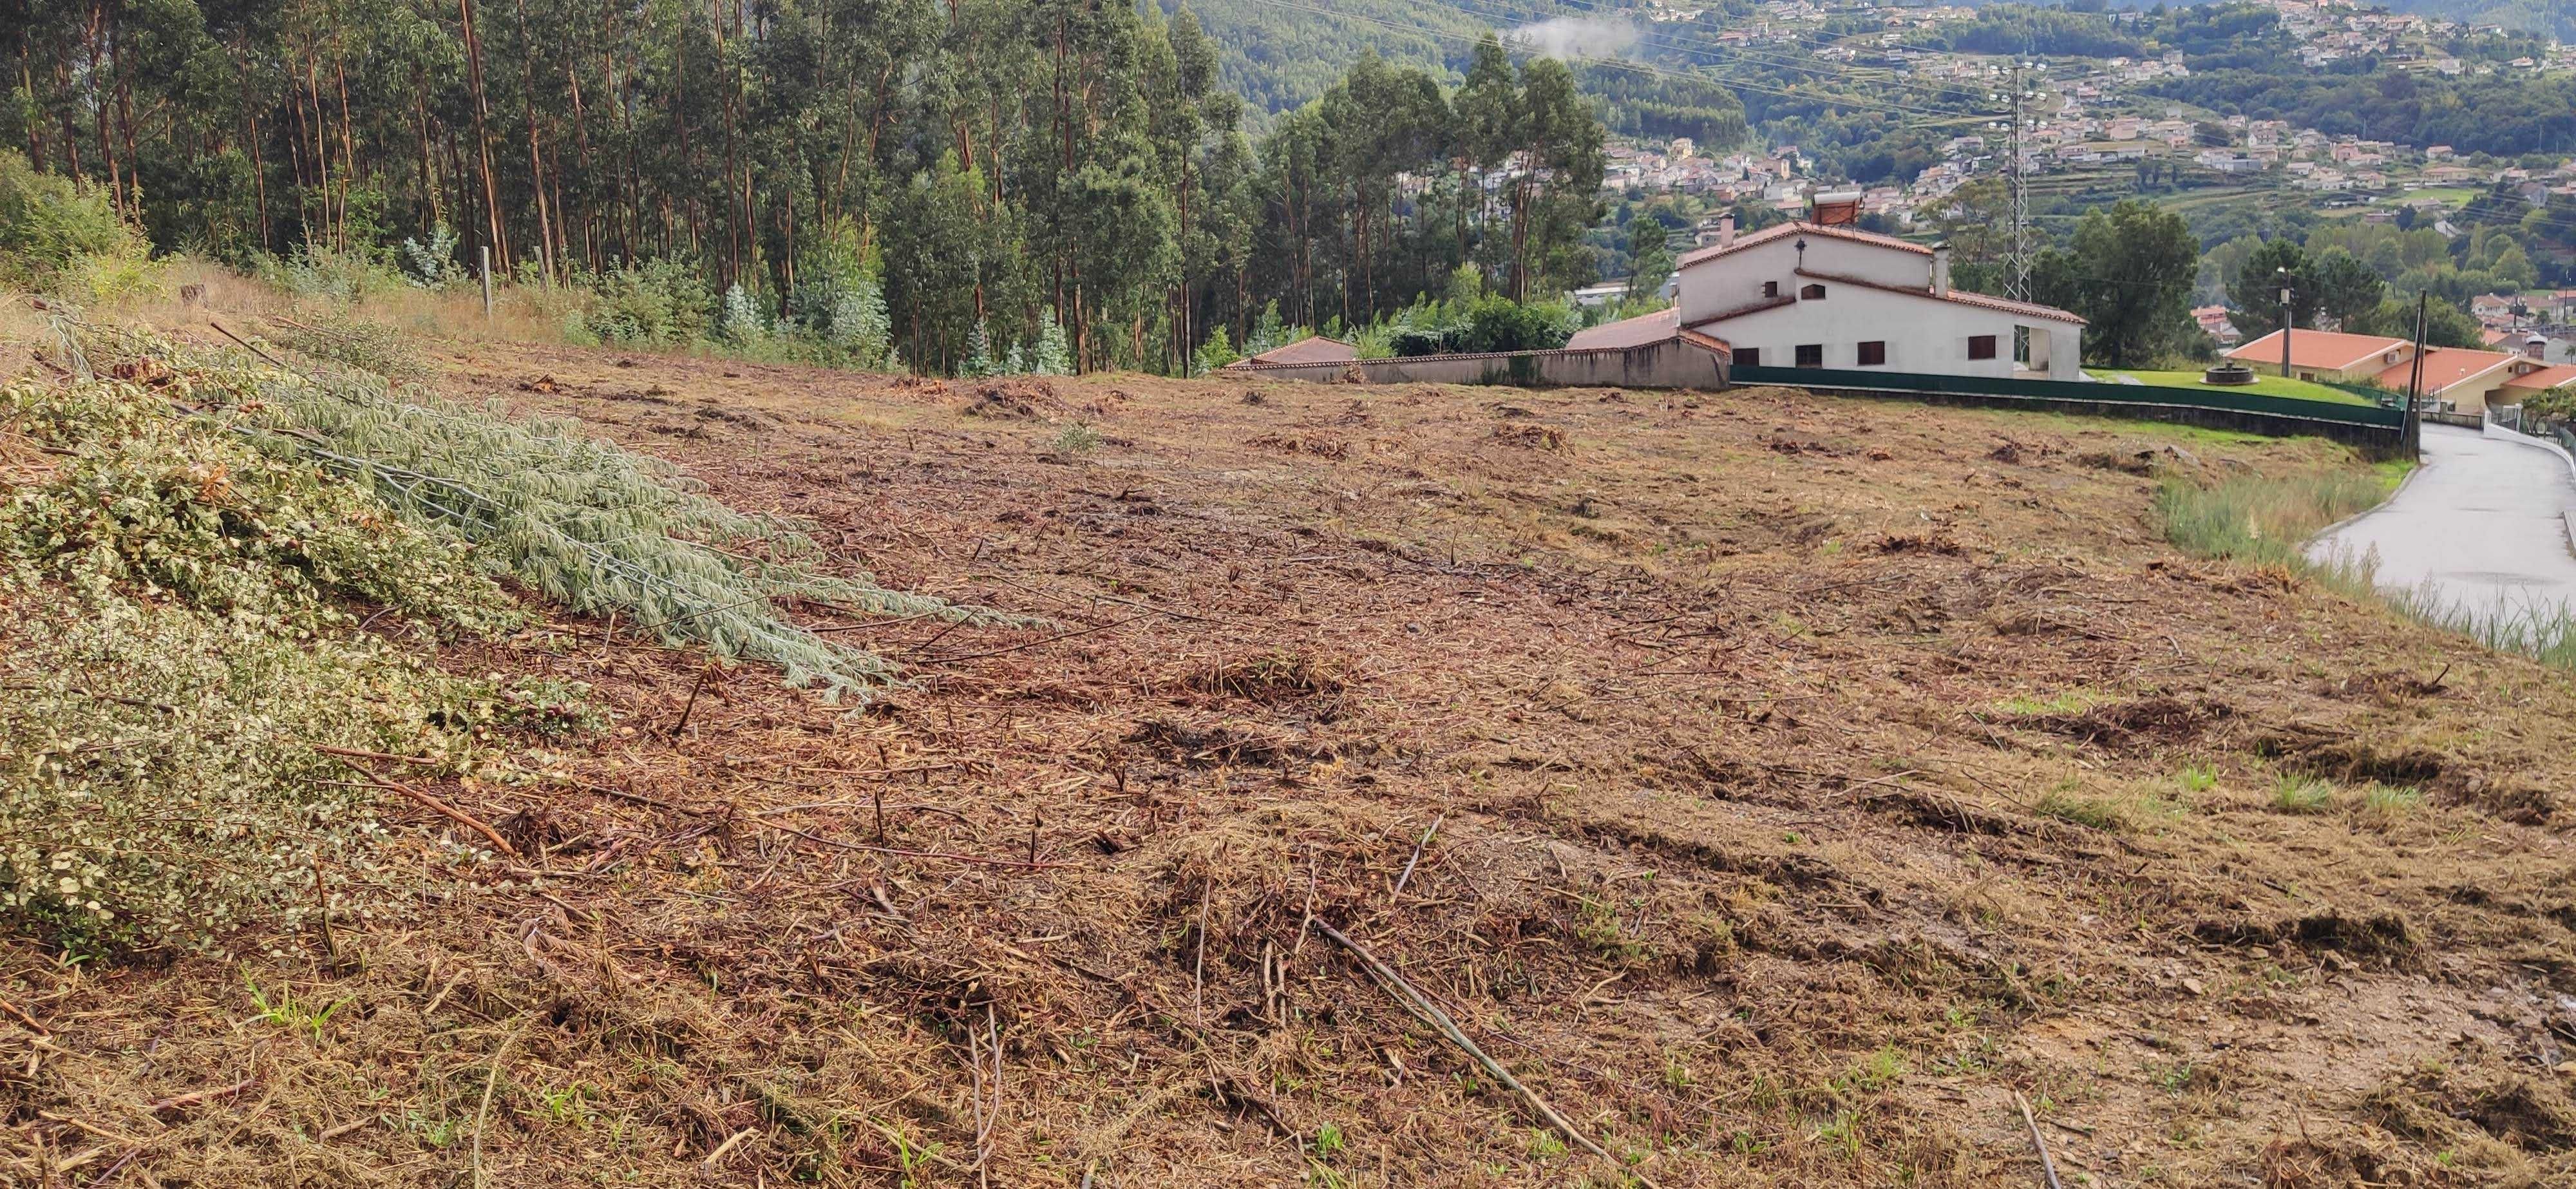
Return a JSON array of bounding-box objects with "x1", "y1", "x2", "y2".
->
[{"x1": 8, "y1": 336, "x2": 2576, "y2": 1187}]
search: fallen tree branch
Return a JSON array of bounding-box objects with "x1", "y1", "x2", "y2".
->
[
  {"x1": 2015, "y1": 1090, "x2": 2065, "y2": 1189},
  {"x1": 1312, "y1": 919, "x2": 1660, "y2": 1189},
  {"x1": 472, "y1": 1021, "x2": 528, "y2": 1189},
  {"x1": 321, "y1": 751, "x2": 522, "y2": 860},
  {"x1": 0, "y1": 995, "x2": 48, "y2": 1034},
  {"x1": 149, "y1": 1077, "x2": 254, "y2": 1114},
  {"x1": 1390, "y1": 812, "x2": 1444, "y2": 898}
]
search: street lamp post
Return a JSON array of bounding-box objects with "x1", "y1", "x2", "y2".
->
[{"x1": 2277, "y1": 266, "x2": 2293, "y2": 379}]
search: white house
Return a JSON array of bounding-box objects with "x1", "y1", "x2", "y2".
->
[{"x1": 1570, "y1": 194, "x2": 2085, "y2": 379}]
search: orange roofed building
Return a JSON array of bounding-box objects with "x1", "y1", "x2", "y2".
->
[
  {"x1": 2226, "y1": 329, "x2": 2415, "y2": 384},
  {"x1": 2228, "y1": 330, "x2": 2564, "y2": 414}
]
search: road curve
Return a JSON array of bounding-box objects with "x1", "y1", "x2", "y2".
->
[{"x1": 2309, "y1": 424, "x2": 2576, "y2": 627}]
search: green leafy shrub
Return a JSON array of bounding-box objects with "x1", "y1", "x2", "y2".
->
[
  {"x1": 0, "y1": 598, "x2": 502, "y2": 952},
  {"x1": 0, "y1": 149, "x2": 155, "y2": 298},
  {"x1": 401, "y1": 224, "x2": 463, "y2": 287},
  {"x1": 582, "y1": 256, "x2": 714, "y2": 345},
  {"x1": 255, "y1": 243, "x2": 412, "y2": 303},
  {"x1": 1381, "y1": 294, "x2": 1578, "y2": 357},
  {"x1": 2, "y1": 376, "x2": 520, "y2": 633},
  {"x1": 0, "y1": 373, "x2": 531, "y2": 952},
  {"x1": 720, "y1": 281, "x2": 766, "y2": 343}
]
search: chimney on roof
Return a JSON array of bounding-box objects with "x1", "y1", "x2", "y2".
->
[
  {"x1": 1933, "y1": 242, "x2": 1952, "y2": 298},
  {"x1": 1810, "y1": 189, "x2": 1862, "y2": 227},
  {"x1": 2526, "y1": 333, "x2": 2549, "y2": 361},
  {"x1": 1718, "y1": 214, "x2": 1736, "y2": 249}
]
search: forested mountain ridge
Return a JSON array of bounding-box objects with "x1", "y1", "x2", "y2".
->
[
  {"x1": 1180, "y1": 0, "x2": 1756, "y2": 147},
  {"x1": 2, "y1": 0, "x2": 1609, "y2": 375}
]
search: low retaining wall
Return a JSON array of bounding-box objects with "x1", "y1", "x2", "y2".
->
[
  {"x1": 1776, "y1": 383, "x2": 2412, "y2": 457},
  {"x1": 1239, "y1": 345, "x2": 2409, "y2": 455},
  {"x1": 1730, "y1": 364, "x2": 2409, "y2": 458},
  {"x1": 1237, "y1": 337, "x2": 1727, "y2": 390}
]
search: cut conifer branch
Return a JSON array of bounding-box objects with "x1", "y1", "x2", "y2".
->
[
  {"x1": 58, "y1": 319, "x2": 1035, "y2": 699},
  {"x1": 1313, "y1": 919, "x2": 1662, "y2": 1189}
]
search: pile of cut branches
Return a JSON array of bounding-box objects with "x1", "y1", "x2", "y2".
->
[{"x1": 59, "y1": 320, "x2": 1023, "y2": 698}]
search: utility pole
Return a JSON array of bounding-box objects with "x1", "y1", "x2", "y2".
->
[
  {"x1": 2277, "y1": 266, "x2": 2294, "y2": 379},
  {"x1": 2005, "y1": 61, "x2": 2032, "y2": 303},
  {"x1": 2407, "y1": 291, "x2": 2428, "y2": 461}
]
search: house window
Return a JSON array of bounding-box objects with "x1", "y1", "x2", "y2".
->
[
  {"x1": 1736, "y1": 347, "x2": 1761, "y2": 368},
  {"x1": 1857, "y1": 341, "x2": 1886, "y2": 366},
  {"x1": 1762, "y1": 281, "x2": 1779, "y2": 298},
  {"x1": 1967, "y1": 334, "x2": 1998, "y2": 361},
  {"x1": 1801, "y1": 283, "x2": 1826, "y2": 300},
  {"x1": 1795, "y1": 344, "x2": 1824, "y2": 368}
]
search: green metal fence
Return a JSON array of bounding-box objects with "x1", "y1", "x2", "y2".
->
[{"x1": 1728, "y1": 365, "x2": 2407, "y2": 430}]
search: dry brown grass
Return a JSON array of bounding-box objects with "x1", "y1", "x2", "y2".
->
[{"x1": 5, "y1": 328, "x2": 2575, "y2": 1187}]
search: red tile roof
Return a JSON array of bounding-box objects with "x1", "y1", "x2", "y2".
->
[
  {"x1": 2227, "y1": 329, "x2": 2410, "y2": 372},
  {"x1": 1937, "y1": 287, "x2": 2087, "y2": 325},
  {"x1": 1227, "y1": 336, "x2": 1356, "y2": 367},
  {"x1": 1565, "y1": 307, "x2": 1679, "y2": 350},
  {"x1": 2503, "y1": 363, "x2": 2576, "y2": 392},
  {"x1": 1677, "y1": 328, "x2": 1732, "y2": 355},
  {"x1": 1675, "y1": 220, "x2": 1933, "y2": 271},
  {"x1": 2374, "y1": 347, "x2": 2518, "y2": 395}
]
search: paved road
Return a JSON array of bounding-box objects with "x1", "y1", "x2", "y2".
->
[{"x1": 2310, "y1": 424, "x2": 2576, "y2": 627}]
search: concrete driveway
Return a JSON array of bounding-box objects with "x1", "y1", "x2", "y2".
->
[{"x1": 2309, "y1": 424, "x2": 2576, "y2": 627}]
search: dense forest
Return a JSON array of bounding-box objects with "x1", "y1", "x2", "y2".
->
[{"x1": 0, "y1": 0, "x2": 1605, "y2": 374}]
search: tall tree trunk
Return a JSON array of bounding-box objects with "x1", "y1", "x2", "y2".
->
[
  {"x1": 459, "y1": 0, "x2": 508, "y2": 271},
  {"x1": 512, "y1": 0, "x2": 556, "y2": 284},
  {"x1": 238, "y1": 40, "x2": 269, "y2": 249},
  {"x1": 86, "y1": 3, "x2": 120, "y2": 216}
]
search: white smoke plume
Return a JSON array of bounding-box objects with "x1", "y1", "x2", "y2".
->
[{"x1": 1504, "y1": 15, "x2": 1641, "y2": 59}]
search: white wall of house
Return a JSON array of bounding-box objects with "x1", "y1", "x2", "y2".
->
[
  {"x1": 1677, "y1": 234, "x2": 1927, "y2": 323},
  {"x1": 1677, "y1": 230, "x2": 2083, "y2": 381},
  {"x1": 1712, "y1": 285, "x2": 2081, "y2": 381}
]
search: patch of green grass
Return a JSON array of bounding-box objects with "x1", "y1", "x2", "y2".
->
[
  {"x1": 2157, "y1": 468, "x2": 2397, "y2": 570},
  {"x1": 1995, "y1": 690, "x2": 2105, "y2": 717},
  {"x1": 2359, "y1": 782, "x2": 2424, "y2": 820},
  {"x1": 2271, "y1": 775, "x2": 2336, "y2": 814},
  {"x1": 2392, "y1": 185, "x2": 2477, "y2": 207},
  {"x1": 533, "y1": 1083, "x2": 598, "y2": 1130},
  {"x1": 2034, "y1": 790, "x2": 2126, "y2": 830},
  {"x1": 1311, "y1": 1122, "x2": 1345, "y2": 1157},
  {"x1": 2177, "y1": 765, "x2": 2217, "y2": 795},
  {"x1": 245, "y1": 973, "x2": 352, "y2": 1042},
  {"x1": 2168, "y1": 456, "x2": 2576, "y2": 675},
  {"x1": 2096, "y1": 369, "x2": 2377, "y2": 406},
  {"x1": 1812, "y1": 1110, "x2": 1862, "y2": 1159},
  {"x1": 2363, "y1": 579, "x2": 2576, "y2": 671},
  {"x1": 1834, "y1": 1045, "x2": 1907, "y2": 1094}
]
